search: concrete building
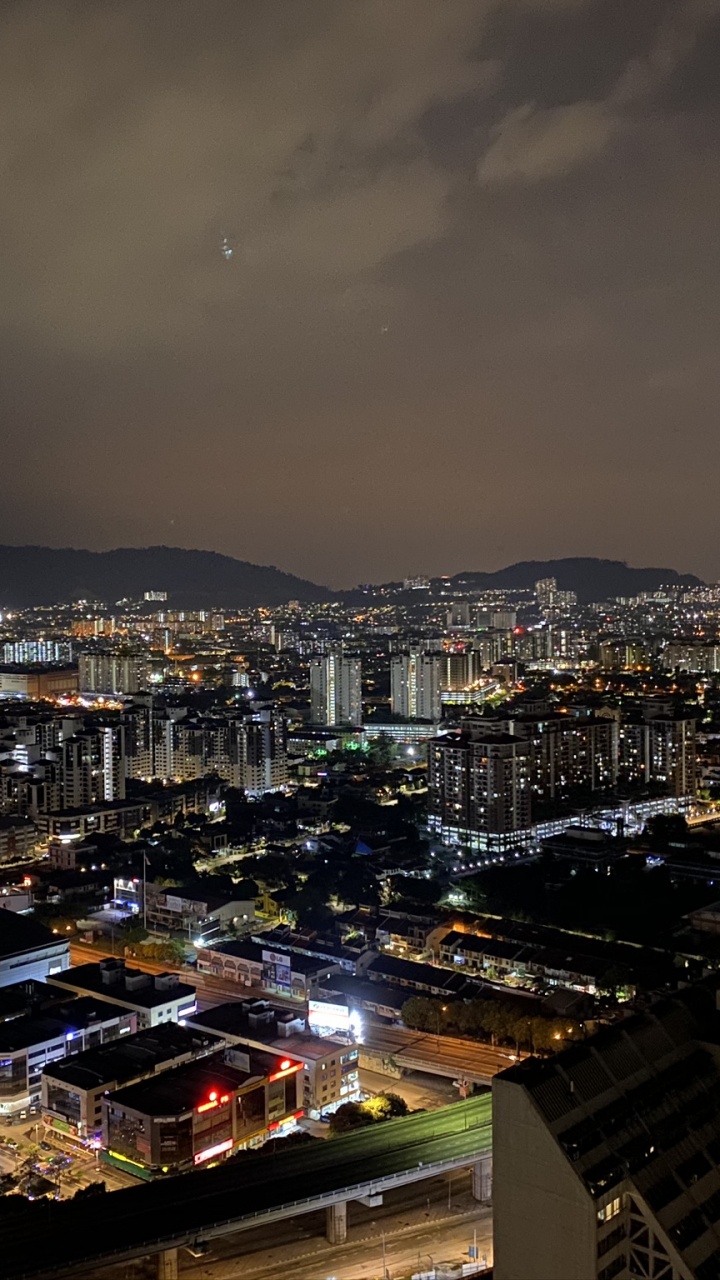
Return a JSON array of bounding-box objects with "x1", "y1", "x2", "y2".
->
[
  {"x1": 0, "y1": 914, "x2": 70, "y2": 987},
  {"x1": 428, "y1": 728, "x2": 533, "y2": 851},
  {"x1": 60, "y1": 725, "x2": 126, "y2": 806},
  {"x1": 42, "y1": 1022, "x2": 220, "y2": 1141},
  {"x1": 78, "y1": 650, "x2": 150, "y2": 695},
  {"x1": 493, "y1": 994, "x2": 720, "y2": 1280},
  {"x1": 0, "y1": 994, "x2": 136, "y2": 1119},
  {"x1": 47, "y1": 959, "x2": 197, "y2": 1029},
  {"x1": 0, "y1": 816, "x2": 39, "y2": 863},
  {"x1": 390, "y1": 652, "x2": 442, "y2": 722},
  {"x1": 189, "y1": 999, "x2": 361, "y2": 1119},
  {"x1": 310, "y1": 649, "x2": 362, "y2": 727},
  {"x1": 149, "y1": 708, "x2": 287, "y2": 794},
  {"x1": 510, "y1": 713, "x2": 619, "y2": 800},
  {"x1": 2, "y1": 641, "x2": 74, "y2": 665},
  {"x1": 0, "y1": 666, "x2": 79, "y2": 699},
  {"x1": 195, "y1": 939, "x2": 339, "y2": 1001},
  {"x1": 102, "y1": 1045, "x2": 303, "y2": 1178},
  {"x1": 143, "y1": 882, "x2": 255, "y2": 943}
]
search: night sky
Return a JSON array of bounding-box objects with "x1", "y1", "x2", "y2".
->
[{"x1": 2, "y1": 0, "x2": 719, "y2": 587}]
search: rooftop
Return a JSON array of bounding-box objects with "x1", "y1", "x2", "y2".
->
[
  {"x1": 203, "y1": 938, "x2": 338, "y2": 976},
  {"x1": 0, "y1": 912, "x2": 65, "y2": 960},
  {"x1": 0, "y1": 996, "x2": 132, "y2": 1053},
  {"x1": 108, "y1": 1046, "x2": 299, "y2": 1117},
  {"x1": 497, "y1": 991, "x2": 720, "y2": 1276},
  {"x1": 43, "y1": 1023, "x2": 221, "y2": 1091},
  {"x1": 48, "y1": 959, "x2": 195, "y2": 1009}
]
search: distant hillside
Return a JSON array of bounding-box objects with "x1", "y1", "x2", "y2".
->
[
  {"x1": 449, "y1": 558, "x2": 702, "y2": 603},
  {"x1": 0, "y1": 546, "x2": 334, "y2": 609}
]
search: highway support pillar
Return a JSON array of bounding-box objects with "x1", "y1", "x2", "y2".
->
[
  {"x1": 157, "y1": 1247, "x2": 178, "y2": 1280},
  {"x1": 326, "y1": 1200, "x2": 348, "y2": 1244},
  {"x1": 471, "y1": 1156, "x2": 492, "y2": 1203}
]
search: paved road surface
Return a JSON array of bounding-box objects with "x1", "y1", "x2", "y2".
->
[
  {"x1": 363, "y1": 1023, "x2": 516, "y2": 1082},
  {"x1": 69, "y1": 943, "x2": 304, "y2": 1012},
  {"x1": 100, "y1": 1172, "x2": 493, "y2": 1280},
  {"x1": 1, "y1": 1097, "x2": 492, "y2": 1279}
]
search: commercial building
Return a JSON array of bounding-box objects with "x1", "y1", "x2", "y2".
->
[
  {"x1": 428, "y1": 727, "x2": 532, "y2": 851},
  {"x1": 41, "y1": 1022, "x2": 220, "y2": 1141},
  {"x1": 0, "y1": 913, "x2": 70, "y2": 987},
  {"x1": 0, "y1": 994, "x2": 136, "y2": 1118},
  {"x1": 142, "y1": 882, "x2": 255, "y2": 943},
  {"x1": 493, "y1": 994, "x2": 720, "y2": 1280},
  {"x1": 310, "y1": 649, "x2": 362, "y2": 727},
  {"x1": 541, "y1": 826, "x2": 628, "y2": 873},
  {"x1": 195, "y1": 939, "x2": 339, "y2": 1001},
  {"x1": 189, "y1": 999, "x2": 360, "y2": 1119},
  {"x1": 0, "y1": 666, "x2": 79, "y2": 699},
  {"x1": 390, "y1": 652, "x2": 442, "y2": 722},
  {"x1": 102, "y1": 1045, "x2": 303, "y2": 1179},
  {"x1": 47, "y1": 959, "x2": 197, "y2": 1029}
]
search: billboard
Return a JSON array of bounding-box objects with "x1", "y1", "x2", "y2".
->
[{"x1": 308, "y1": 999, "x2": 351, "y2": 1033}]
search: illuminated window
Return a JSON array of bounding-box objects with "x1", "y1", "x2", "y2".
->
[{"x1": 598, "y1": 1196, "x2": 622, "y2": 1223}]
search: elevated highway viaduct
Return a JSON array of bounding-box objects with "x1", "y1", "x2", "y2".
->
[{"x1": 1, "y1": 1096, "x2": 492, "y2": 1280}]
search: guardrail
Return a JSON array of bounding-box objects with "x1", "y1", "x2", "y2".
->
[{"x1": 22, "y1": 1141, "x2": 493, "y2": 1279}]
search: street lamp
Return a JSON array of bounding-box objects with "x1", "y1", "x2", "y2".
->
[{"x1": 435, "y1": 1004, "x2": 447, "y2": 1048}]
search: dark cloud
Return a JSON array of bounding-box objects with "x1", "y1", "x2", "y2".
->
[{"x1": 1, "y1": 0, "x2": 719, "y2": 585}]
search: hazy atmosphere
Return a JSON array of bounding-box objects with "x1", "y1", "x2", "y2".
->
[{"x1": 2, "y1": 0, "x2": 719, "y2": 586}]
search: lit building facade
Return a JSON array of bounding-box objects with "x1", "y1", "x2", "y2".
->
[
  {"x1": 310, "y1": 649, "x2": 362, "y2": 727},
  {"x1": 493, "y1": 995, "x2": 720, "y2": 1280},
  {"x1": 390, "y1": 651, "x2": 442, "y2": 721},
  {"x1": 428, "y1": 729, "x2": 532, "y2": 851},
  {"x1": 102, "y1": 1047, "x2": 303, "y2": 1178}
]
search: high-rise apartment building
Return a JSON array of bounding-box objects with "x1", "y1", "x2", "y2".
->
[
  {"x1": 60, "y1": 726, "x2": 126, "y2": 806},
  {"x1": 242, "y1": 710, "x2": 287, "y2": 795},
  {"x1": 146, "y1": 707, "x2": 287, "y2": 794},
  {"x1": 2, "y1": 641, "x2": 73, "y2": 665},
  {"x1": 390, "y1": 652, "x2": 442, "y2": 721},
  {"x1": 493, "y1": 993, "x2": 720, "y2": 1280},
  {"x1": 78, "y1": 650, "x2": 150, "y2": 696},
  {"x1": 618, "y1": 712, "x2": 697, "y2": 799},
  {"x1": 310, "y1": 649, "x2": 362, "y2": 727},
  {"x1": 428, "y1": 728, "x2": 532, "y2": 851},
  {"x1": 510, "y1": 714, "x2": 619, "y2": 800}
]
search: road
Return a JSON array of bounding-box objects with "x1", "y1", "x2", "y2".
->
[
  {"x1": 69, "y1": 943, "x2": 305, "y2": 1012},
  {"x1": 94, "y1": 1170, "x2": 493, "y2": 1280},
  {"x1": 1, "y1": 1096, "x2": 492, "y2": 1279},
  {"x1": 363, "y1": 1024, "x2": 516, "y2": 1083},
  {"x1": 70, "y1": 942, "x2": 515, "y2": 1082},
  {"x1": 0, "y1": 1118, "x2": 136, "y2": 1198}
]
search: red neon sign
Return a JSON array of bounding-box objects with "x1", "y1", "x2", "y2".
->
[
  {"x1": 193, "y1": 1138, "x2": 232, "y2": 1165},
  {"x1": 268, "y1": 1060, "x2": 302, "y2": 1083},
  {"x1": 197, "y1": 1088, "x2": 232, "y2": 1114}
]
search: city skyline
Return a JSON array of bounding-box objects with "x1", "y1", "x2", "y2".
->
[{"x1": 2, "y1": 0, "x2": 720, "y2": 585}]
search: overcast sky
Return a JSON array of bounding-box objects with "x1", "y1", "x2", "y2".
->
[{"x1": 2, "y1": 0, "x2": 719, "y2": 586}]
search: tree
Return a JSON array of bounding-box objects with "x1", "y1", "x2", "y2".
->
[
  {"x1": 328, "y1": 1102, "x2": 375, "y2": 1137},
  {"x1": 368, "y1": 734, "x2": 394, "y2": 769},
  {"x1": 401, "y1": 996, "x2": 440, "y2": 1033},
  {"x1": 336, "y1": 859, "x2": 381, "y2": 909},
  {"x1": 363, "y1": 1091, "x2": 408, "y2": 1121}
]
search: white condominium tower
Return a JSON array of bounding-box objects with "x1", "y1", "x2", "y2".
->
[{"x1": 310, "y1": 648, "x2": 362, "y2": 727}]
